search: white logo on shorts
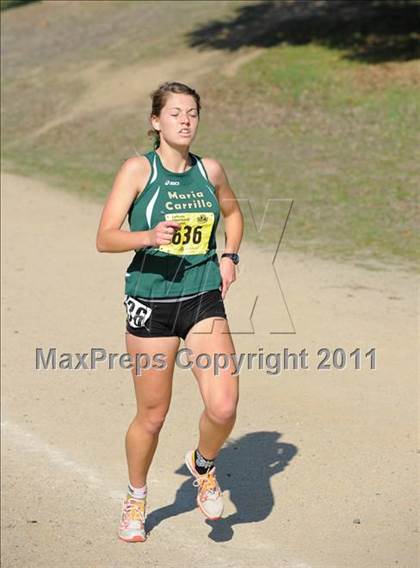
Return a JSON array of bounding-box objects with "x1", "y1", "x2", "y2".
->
[{"x1": 124, "y1": 296, "x2": 152, "y2": 329}]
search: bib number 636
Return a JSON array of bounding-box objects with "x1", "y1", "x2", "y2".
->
[
  {"x1": 172, "y1": 224, "x2": 202, "y2": 245},
  {"x1": 159, "y1": 212, "x2": 214, "y2": 255}
]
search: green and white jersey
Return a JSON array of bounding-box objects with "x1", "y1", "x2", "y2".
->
[{"x1": 125, "y1": 150, "x2": 222, "y2": 299}]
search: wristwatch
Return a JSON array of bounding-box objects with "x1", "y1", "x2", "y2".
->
[{"x1": 221, "y1": 252, "x2": 240, "y2": 264}]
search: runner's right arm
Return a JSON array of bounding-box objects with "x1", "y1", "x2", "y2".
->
[{"x1": 96, "y1": 157, "x2": 180, "y2": 253}]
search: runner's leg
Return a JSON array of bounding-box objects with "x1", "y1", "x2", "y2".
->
[
  {"x1": 125, "y1": 333, "x2": 180, "y2": 487},
  {"x1": 184, "y1": 317, "x2": 239, "y2": 460}
]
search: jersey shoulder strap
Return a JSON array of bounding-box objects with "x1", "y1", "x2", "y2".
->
[
  {"x1": 127, "y1": 150, "x2": 157, "y2": 224},
  {"x1": 142, "y1": 150, "x2": 159, "y2": 186},
  {"x1": 191, "y1": 154, "x2": 217, "y2": 195},
  {"x1": 190, "y1": 153, "x2": 210, "y2": 181}
]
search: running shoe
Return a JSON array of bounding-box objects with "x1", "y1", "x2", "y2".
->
[
  {"x1": 118, "y1": 495, "x2": 147, "y2": 542},
  {"x1": 185, "y1": 450, "x2": 224, "y2": 520}
]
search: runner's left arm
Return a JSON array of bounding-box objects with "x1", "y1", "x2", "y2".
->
[{"x1": 203, "y1": 158, "x2": 244, "y2": 298}]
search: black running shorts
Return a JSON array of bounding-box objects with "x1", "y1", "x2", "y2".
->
[{"x1": 124, "y1": 288, "x2": 227, "y2": 339}]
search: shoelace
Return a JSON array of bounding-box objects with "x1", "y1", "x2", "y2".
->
[
  {"x1": 122, "y1": 498, "x2": 146, "y2": 525},
  {"x1": 193, "y1": 471, "x2": 219, "y2": 496}
]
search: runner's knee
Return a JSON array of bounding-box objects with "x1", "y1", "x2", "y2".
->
[
  {"x1": 136, "y1": 410, "x2": 168, "y2": 435},
  {"x1": 206, "y1": 399, "x2": 237, "y2": 425}
]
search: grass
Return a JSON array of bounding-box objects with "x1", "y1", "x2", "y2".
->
[
  {"x1": 2, "y1": 1, "x2": 419, "y2": 271},
  {"x1": 195, "y1": 44, "x2": 419, "y2": 266}
]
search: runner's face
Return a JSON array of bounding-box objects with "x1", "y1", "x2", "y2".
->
[{"x1": 152, "y1": 93, "x2": 199, "y2": 147}]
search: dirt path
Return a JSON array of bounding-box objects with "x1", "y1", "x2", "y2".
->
[
  {"x1": 25, "y1": 47, "x2": 243, "y2": 142},
  {"x1": 1, "y1": 172, "x2": 418, "y2": 568}
]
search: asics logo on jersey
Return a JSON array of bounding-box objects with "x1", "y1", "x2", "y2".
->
[{"x1": 165, "y1": 180, "x2": 180, "y2": 186}]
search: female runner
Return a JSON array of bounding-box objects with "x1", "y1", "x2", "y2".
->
[{"x1": 96, "y1": 81, "x2": 244, "y2": 542}]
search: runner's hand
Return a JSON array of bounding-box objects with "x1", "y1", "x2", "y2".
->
[
  {"x1": 149, "y1": 221, "x2": 181, "y2": 247},
  {"x1": 219, "y1": 256, "x2": 236, "y2": 300}
]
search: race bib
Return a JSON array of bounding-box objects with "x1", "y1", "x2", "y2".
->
[
  {"x1": 124, "y1": 296, "x2": 152, "y2": 329},
  {"x1": 159, "y1": 212, "x2": 214, "y2": 255}
]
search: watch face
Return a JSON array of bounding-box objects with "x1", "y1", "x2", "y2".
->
[{"x1": 223, "y1": 253, "x2": 239, "y2": 264}]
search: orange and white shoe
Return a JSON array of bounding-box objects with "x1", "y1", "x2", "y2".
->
[
  {"x1": 118, "y1": 495, "x2": 147, "y2": 542},
  {"x1": 185, "y1": 450, "x2": 224, "y2": 520}
]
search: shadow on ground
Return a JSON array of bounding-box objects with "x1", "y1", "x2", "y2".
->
[
  {"x1": 187, "y1": 0, "x2": 420, "y2": 63},
  {"x1": 146, "y1": 431, "x2": 297, "y2": 542},
  {"x1": 1, "y1": 0, "x2": 40, "y2": 11}
]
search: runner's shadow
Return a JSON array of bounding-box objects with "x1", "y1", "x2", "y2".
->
[{"x1": 145, "y1": 431, "x2": 297, "y2": 541}]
